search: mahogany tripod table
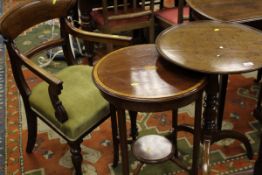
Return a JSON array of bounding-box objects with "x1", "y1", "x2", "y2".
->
[{"x1": 156, "y1": 20, "x2": 262, "y2": 174}]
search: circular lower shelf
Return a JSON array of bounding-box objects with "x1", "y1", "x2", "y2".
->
[{"x1": 132, "y1": 134, "x2": 174, "y2": 164}]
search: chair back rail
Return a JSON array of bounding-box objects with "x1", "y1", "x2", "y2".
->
[
  {"x1": 0, "y1": 0, "x2": 76, "y2": 39},
  {"x1": 102, "y1": 0, "x2": 154, "y2": 23},
  {"x1": 64, "y1": 19, "x2": 132, "y2": 45}
]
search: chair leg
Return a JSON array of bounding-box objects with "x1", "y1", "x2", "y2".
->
[
  {"x1": 254, "y1": 82, "x2": 262, "y2": 123},
  {"x1": 69, "y1": 140, "x2": 83, "y2": 175},
  {"x1": 26, "y1": 110, "x2": 37, "y2": 153},
  {"x1": 129, "y1": 111, "x2": 138, "y2": 141},
  {"x1": 149, "y1": 23, "x2": 155, "y2": 43},
  {"x1": 110, "y1": 104, "x2": 119, "y2": 167},
  {"x1": 172, "y1": 109, "x2": 179, "y2": 158}
]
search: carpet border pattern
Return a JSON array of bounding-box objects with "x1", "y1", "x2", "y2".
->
[{"x1": 0, "y1": 0, "x2": 6, "y2": 173}]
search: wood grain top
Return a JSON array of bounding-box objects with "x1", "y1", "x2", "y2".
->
[
  {"x1": 156, "y1": 21, "x2": 262, "y2": 74},
  {"x1": 186, "y1": 0, "x2": 262, "y2": 22},
  {"x1": 92, "y1": 44, "x2": 206, "y2": 102}
]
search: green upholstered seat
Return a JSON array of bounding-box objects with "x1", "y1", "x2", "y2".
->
[{"x1": 29, "y1": 65, "x2": 109, "y2": 141}]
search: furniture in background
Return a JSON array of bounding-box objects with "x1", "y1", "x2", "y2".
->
[
  {"x1": 90, "y1": 0, "x2": 155, "y2": 43},
  {"x1": 0, "y1": 0, "x2": 132, "y2": 174},
  {"x1": 156, "y1": 20, "x2": 262, "y2": 174},
  {"x1": 155, "y1": 0, "x2": 190, "y2": 29},
  {"x1": 185, "y1": 0, "x2": 262, "y2": 23},
  {"x1": 93, "y1": 44, "x2": 207, "y2": 175},
  {"x1": 185, "y1": 0, "x2": 262, "y2": 125}
]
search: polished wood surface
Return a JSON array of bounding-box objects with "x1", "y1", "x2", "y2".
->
[
  {"x1": 93, "y1": 44, "x2": 206, "y2": 174},
  {"x1": 93, "y1": 44, "x2": 205, "y2": 104},
  {"x1": 186, "y1": 0, "x2": 262, "y2": 22},
  {"x1": 132, "y1": 134, "x2": 173, "y2": 175},
  {"x1": 156, "y1": 21, "x2": 262, "y2": 74}
]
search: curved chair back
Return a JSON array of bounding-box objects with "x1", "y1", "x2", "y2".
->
[{"x1": 0, "y1": 0, "x2": 76, "y2": 40}]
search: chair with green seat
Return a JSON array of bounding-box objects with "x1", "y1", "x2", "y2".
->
[{"x1": 0, "y1": 0, "x2": 132, "y2": 174}]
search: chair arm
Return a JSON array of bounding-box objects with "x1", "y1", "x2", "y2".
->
[
  {"x1": 64, "y1": 19, "x2": 132, "y2": 46},
  {"x1": 25, "y1": 38, "x2": 64, "y2": 58},
  {"x1": 19, "y1": 51, "x2": 69, "y2": 123}
]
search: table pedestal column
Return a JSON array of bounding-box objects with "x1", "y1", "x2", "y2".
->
[{"x1": 202, "y1": 74, "x2": 253, "y2": 173}]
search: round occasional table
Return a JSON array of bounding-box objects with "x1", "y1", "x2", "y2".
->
[
  {"x1": 182, "y1": 2, "x2": 262, "y2": 173},
  {"x1": 156, "y1": 20, "x2": 262, "y2": 173},
  {"x1": 186, "y1": 0, "x2": 262, "y2": 129},
  {"x1": 92, "y1": 44, "x2": 206, "y2": 175}
]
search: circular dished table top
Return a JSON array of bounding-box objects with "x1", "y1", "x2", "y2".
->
[
  {"x1": 185, "y1": 0, "x2": 262, "y2": 23},
  {"x1": 156, "y1": 21, "x2": 262, "y2": 74}
]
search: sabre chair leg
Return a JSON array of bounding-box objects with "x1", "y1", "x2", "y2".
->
[
  {"x1": 26, "y1": 110, "x2": 38, "y2": 153},
  {"x1": 110, "y1": 104, "x2": 119, "y2": 167},
  {"x1": 254, "y1": 82, "x2": 262, "y2": 124},
  {"x1": 172, "y1": 109, "x2": 179, "y2": 158},
  {"x1": 69, "y1": 140, "x2": 83, "y2": 175},
  {"x1": 254, "y1": 133, "x2": 262, "y2": 175}
]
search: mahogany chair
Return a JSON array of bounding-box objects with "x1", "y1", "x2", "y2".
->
[
  {"x1": 90, "y1": 0, "x2": 155, "y2": 43},
  {"x1": 155, "y1": 0, "x2": 190, "y2": 29},
  {"x1": 0, "y1": 0, "x2": 132, "y2": 174}
]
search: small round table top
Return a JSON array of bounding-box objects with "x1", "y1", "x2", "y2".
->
[
  {"x1": 92, "y1": 44, "x2": 206, "y2": 103},
  {"x1": 156, "y1": 21, "x2": 262, "y2": 74}
]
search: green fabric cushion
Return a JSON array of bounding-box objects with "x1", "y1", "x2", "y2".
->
[{"x1": 29, "y1": 65, "x2": 109, "y2": 141}]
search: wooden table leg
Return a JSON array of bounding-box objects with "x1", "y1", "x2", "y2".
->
[
  {"x1": 110, "y1": 104, "x2": 119, "y2": 167},
  {"x1": 217, "y1": 74, "x2": 228, "y2": 130},
  {"x1": 202, "y1": 74, "x2": 253, "y2": 173},
  {"x1": 117, "y1": 108, "x2": 130, "y2": 174}
]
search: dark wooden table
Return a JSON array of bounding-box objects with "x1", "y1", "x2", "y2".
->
[
  {"x1": 186, "y1": 0, "x2": 262, "y2": 23},
  {"x1": 182, "y1": 1, "x2": 262, "y2": 173},
  {"x1": 92, "y1": 44, "x2": 206, "y2": 174},
  {"x1": 156, "y1": 20, "x2": 262, "y2": 174}
]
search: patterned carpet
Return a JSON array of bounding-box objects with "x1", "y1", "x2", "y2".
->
[
  {"x1": 0, "y1": 0, "x2": 6, "y2": 174},
  {"x1": 2, "y1": 21, "x2": 262, "y2": 175}
]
